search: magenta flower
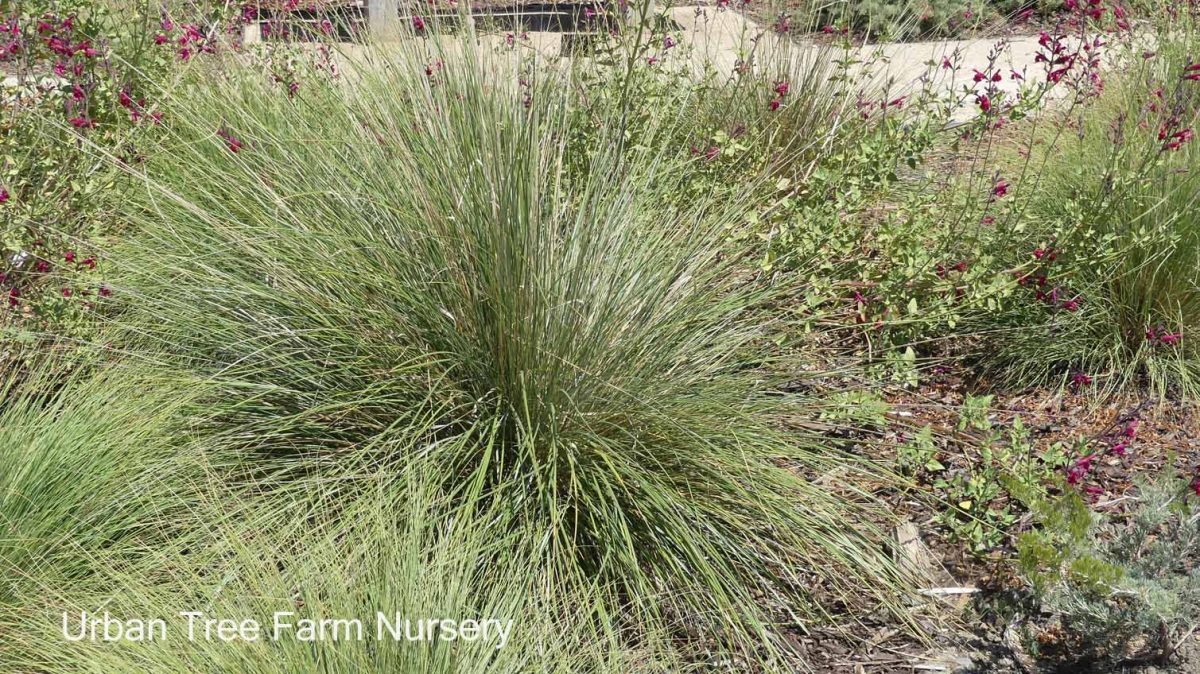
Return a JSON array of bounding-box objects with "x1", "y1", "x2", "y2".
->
[
  {"x1": 412, "y1": 15, "x2": 426, "y2": 31},
  {"x1": 46, "y1": 36, "x2": 70, "y2": 55},
  {"x1": 1165, "y1": 128, "x2": 1193, "y2": 151},
  {"x1": 992, "y1": 179, "x2": 1008, "y2": 198},
  {"x1": 62, "y1": 287, "x2": 72, "y2": 298},
  {"x1": 1110, "y1": 442, "x2": 1127, "y2": 456},
  {"x1": 663, "y1": 35, "x2": 676, "y2": 49},
  {"x1": 976, "y1": 94, "x2": 991, "y2": 113},
  {"x1": 1066, "y1": 462, "x2": 1087, "y2": 485},
  {"x1": 1123, "y1": 419, "x2": 1139, "y2": 439},
  {"x1": 98, "y1": 285, "x2": 112, "y2": 297},
  {"x1": 68, "y1": 116, "x2": 94, "y2": 129},
  {"x1": 768, "y1": 98, "x2": 781, "y2": 111},
  {"x1": 218, "y1": 127, "x2": 244, "y2": 153},
  {"x1": 0, "y1": 188, "x2": 7, "y2": 204},
  {"x1": 1071, "y1": 372, "x2": 1092, "y2": 388},
  {"x1": 64, "y1": 250, "x2": 76, "y2": 263},
  {"x1": 774, "y1": 80, "x2": 789, "y2": 97}
]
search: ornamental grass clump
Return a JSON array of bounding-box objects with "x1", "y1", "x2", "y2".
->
[
  {"x1": 981, "y1": 27, "x2": 1200, "y2": 397},
  {"x1": 0, "y1": 361, "x2": 201, "y2": 606},
  {"x1": 4, "y1": 462, "x2": 668, "y2": 673},
  {"x1": 100, "y1": 34, "x2": 912, "y2": 662}
]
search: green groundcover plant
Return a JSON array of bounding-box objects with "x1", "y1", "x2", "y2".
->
[{"x1": 1014, "y1": 476, "x2": 1200, "y2": 671}]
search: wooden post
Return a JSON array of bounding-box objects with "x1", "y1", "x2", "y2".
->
[{"x1": 368, "y1": 0, "x2": 400, "y2": 38}]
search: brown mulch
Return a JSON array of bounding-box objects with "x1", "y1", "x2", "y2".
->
[{"x1": 794, "y1": 362, "x2": 1200, "y2": 673}]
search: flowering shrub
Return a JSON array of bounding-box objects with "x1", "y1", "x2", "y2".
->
[
  {"x1": 0, "y1": 1, "x2": 297, "y2": 339},
  {"x1": 561, "y1": 20, "x2": 865, "y2": 214},
  {"x1": 980, "y1": 25, "x2": 1200, "y2": 396},
  {"x1": 756, "y1": 0, "x2": 1197, "y2": 399},
  {"x1": 758, "y1": 20, "x2": 1091, "y2": 346},
  {"x1": 0, "y1": 0, "x2": 177, "y2": 337}
]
